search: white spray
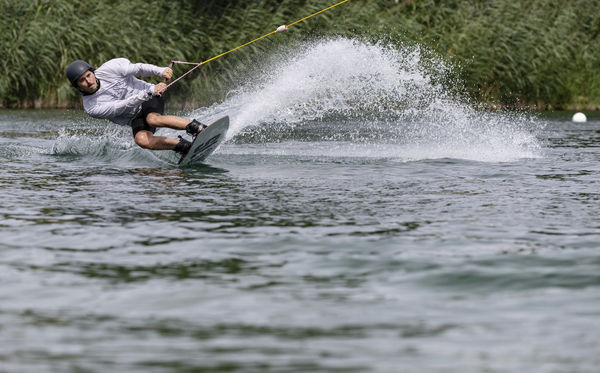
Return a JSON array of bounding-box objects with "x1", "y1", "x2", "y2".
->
[{"x1": 191, "y1": 38, "x2": 541, "y2": 162}]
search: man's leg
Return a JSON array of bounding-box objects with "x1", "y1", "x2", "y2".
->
[
  {"x1": 134, "y1": 130, "x2": 179, "y2": 150},
  {"x1": 146, "y1": 113, "x2": 206, "y2": 136},
  {"x1": 146, "y1": 113, "x2": 190, "y2": 130}
]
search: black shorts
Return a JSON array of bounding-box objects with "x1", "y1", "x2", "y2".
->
[{"x1": 131, "y1": 96, "x2": 165, "y2": 137}]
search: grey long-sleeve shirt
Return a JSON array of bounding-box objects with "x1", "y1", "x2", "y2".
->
[{"x1": 82, "y1": 58, "x2": 166, "y2": 126}]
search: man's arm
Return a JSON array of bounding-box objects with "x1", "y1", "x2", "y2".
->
[
  {"x1": 124, "y1": 59, "x2": 167, "y2": 78},
  {"x1": 102, "y1": 58, "x2": 169, "y2": 79},
  {"x1": 85, "y1": 88, "x2": 153, "y2": 119},
  {"x1": 124, "y1": 59, "x2": 172, "y2": 92}
]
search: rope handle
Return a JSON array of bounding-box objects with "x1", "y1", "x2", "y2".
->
[{"x1": 165, "y1": 60, "x2": 203, "y2": 90}]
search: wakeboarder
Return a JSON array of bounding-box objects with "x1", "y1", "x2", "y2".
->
[{"x1": 65, "y1": 58, "x2": 204, "y2": 156}]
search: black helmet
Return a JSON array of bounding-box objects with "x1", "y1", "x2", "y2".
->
[{"x1": 66, "y1": 60, "x2": 92, "y2": 87}]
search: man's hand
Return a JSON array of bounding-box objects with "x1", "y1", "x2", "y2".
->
[
  {"x1": 162, "y1": 67, "x2": 173, "y2": 81},
  {"x1": 154, "y1": 82, "x2": 167, "y2": 95}
]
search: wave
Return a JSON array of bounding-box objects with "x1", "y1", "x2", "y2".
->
[{"x1": 51, "y1": 126, "x2": 176, "y2": 166}]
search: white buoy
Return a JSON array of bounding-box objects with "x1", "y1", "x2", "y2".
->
[{"x1": 572, "y1": 112, "x2": 587, "y2": 123}]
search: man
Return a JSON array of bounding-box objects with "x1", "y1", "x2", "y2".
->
[{"x1": 65, "y1": 58, "x2": 204, "y2": 156}]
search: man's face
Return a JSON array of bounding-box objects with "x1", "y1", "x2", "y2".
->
[{"x1": 76, "y1": 70, "x2": 98, "y2": 94}]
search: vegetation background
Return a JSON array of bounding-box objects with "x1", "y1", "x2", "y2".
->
[{"x1": 1, "y1": 0, "x2": 599, "y2": 109}]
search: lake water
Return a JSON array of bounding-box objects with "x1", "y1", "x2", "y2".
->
[{"x1": 1, "y1": 39, "x2": 599, "y2": 372}]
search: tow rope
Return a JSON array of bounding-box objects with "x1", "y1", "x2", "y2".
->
[{"x1": 163, "y1": 0, "x2": 350, "y2": 90}]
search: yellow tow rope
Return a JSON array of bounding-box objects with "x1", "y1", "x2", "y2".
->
[{"x1": 165, "y1": 0, "x2": 350, "y2": 89}]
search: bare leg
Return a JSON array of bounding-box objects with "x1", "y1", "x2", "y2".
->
[
  {"x1": 134, "y1": 130, "x2": 179, "y2": 150},
  {"x1": 145, "y1": 113, "x2": 191, "y2": 130}
]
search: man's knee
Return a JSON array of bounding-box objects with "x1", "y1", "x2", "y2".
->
[
  {"x1": 134, "y1": 131, "x2": 152, "y2": 149},
  {"x1": 146, "y1": 112, "x2": 162, "y2": 126}
]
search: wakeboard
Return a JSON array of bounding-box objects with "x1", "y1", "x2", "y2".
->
[{"x1": 178, "y1": 116, "x2": 229, "y2": 166}]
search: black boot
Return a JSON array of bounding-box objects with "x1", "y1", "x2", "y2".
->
[
  {"x1": 185, "y1": 119, "x2": 208, "y2": 137},
  {"x1": 174, "y1": 136, "x2": 192, "y2": 155}
]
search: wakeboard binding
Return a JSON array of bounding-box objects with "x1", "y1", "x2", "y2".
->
[{"x1": 185, "y1": 119, "x2": 208, "y2": 138}]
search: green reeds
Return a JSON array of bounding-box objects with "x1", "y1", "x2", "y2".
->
[
  {"x1": 372, "y1": 0, "x2": 600, "y2": 109},
  {"x1": 1, "y1": 0, "x2": 599, "y2": 109}
]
